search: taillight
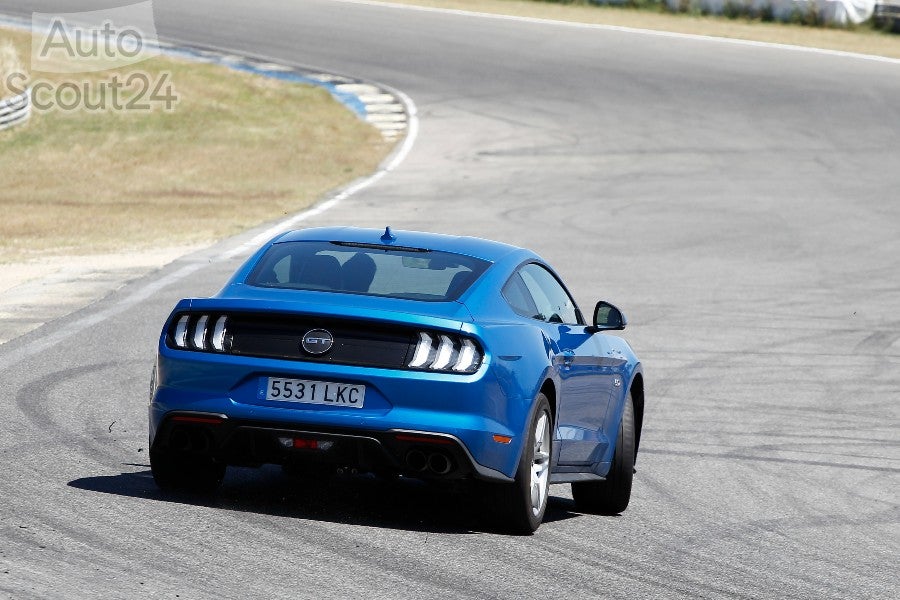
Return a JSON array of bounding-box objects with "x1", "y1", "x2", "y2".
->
[
  {"x1": 173, "y1": 315, "x2": 189, "y2": 348},
  {"x1": 453, "y1": 338, "x2": 479, "y2": 372},
  {"x1": 431, "y1": 335, "x2": 455, "y2": 370},
  {"x1": 192, "y1": 315, "x2": 209, "y2": 350},
  {"x1": 211, "y1": 316, "x2": 228, "y2": 351},
  {"x1": 408, "y1": 332, "x2": 434, "y2": 368},
  {"x1": 169, "y1": 313, "x2": 229, "y2": 353},
  {"x1": 408, "y1": 331, "x2": 482, "y2": 373}
]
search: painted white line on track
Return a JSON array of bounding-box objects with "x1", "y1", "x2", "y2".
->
[
  {"x1": 0, "y1": 80, "x2": 419, "y2": 372},
  {"x1": 328, "y1": 0, "x2": 900, "y2": 66}
]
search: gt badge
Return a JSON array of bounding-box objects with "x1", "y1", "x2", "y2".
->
[
  {"x1": 613, "y1": 377, "x2": 622, "y2": 387},
  {"x1": 301, "y1": 329, "x2": 334, "y2": 355}
]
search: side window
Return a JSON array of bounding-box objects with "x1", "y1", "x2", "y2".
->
[
  {"x1": 272, "y1": 255, "x2": 291, "y2": 283},
  {"x1": 518, "y1": 263, "x2": 581, "y2": 325},
  {"x1": 502, "y1": 272, "x2": 540, "y2": 319}
]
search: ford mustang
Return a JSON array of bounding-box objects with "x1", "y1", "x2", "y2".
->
[{"x1": 149, "y1": 226, "x2": 644, "y2": 533}]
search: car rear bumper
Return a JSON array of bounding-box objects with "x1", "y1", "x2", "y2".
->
[
  {"x1": 149, "y1": 410, "x2": 513, "y2": 482},
  {"x1": 151, "y1": 347, "x2": 533, "y2": 480}
]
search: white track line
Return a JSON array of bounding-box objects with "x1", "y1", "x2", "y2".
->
[
  {"x1": 0, "y1": 78, "x2": 419, "y2": 371},
  {"x1": 329, "y1": 0, "x2": 900, "y2": 65}
]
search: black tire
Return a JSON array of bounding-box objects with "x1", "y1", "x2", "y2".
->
[
  {"x1": 150, "y1": 451, "x2": 225, "y2": 494},
  {"x1": 571, "y1": 390, "x2": 635, "y2": 515},
  {"x1": 486, "y1": 393, "x2": 553, "y2": 535}
]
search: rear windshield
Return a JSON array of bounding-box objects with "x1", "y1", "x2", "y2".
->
[{"x1": 246, "y1": 241, "x2": 491, "y2": 301}]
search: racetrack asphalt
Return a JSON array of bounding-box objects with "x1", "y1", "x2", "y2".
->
[{"x1": 0, "y1": 1, "x2": 898, "y2": 598}]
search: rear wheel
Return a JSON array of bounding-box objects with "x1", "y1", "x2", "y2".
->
[
  {"x1": 572, "y1": 390, "x2": 635, "y2": 515},
  {"x1": 488, "y1": 393, "x2": 552, "y2": 534},
  {"x1": 150, "y1": 451, "x2": 225, "y2": 494}
]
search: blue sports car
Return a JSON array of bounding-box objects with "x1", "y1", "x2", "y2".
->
[{"x1": 150, "y1": 227, "x2": 644, "y2": 533}]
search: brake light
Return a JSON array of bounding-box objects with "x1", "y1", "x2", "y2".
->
[
  {"x1": 168, "y1": 313, "x2": 230, "y2": 353},
  {"x1": 407, "y1": 331, "x2": 482, "y2": 373},
  {"x1": 453, "y1": 339, "x2": 479, "y2": 372},
  {"x1": 173, "y1": 315, "x2": 189, "y2": 348},
  {"x1": 192, "y1": 315, "x2": 209, "y2": 350},
  {"x1": 408, "y1": 332, "x2": 434, "y2": 368},
  {"x1": 431, "y1": 335, "x2": 455, "y2": 370},
  {"x1": 211, "y1": 316, "x2": 228, "y2": 351}
]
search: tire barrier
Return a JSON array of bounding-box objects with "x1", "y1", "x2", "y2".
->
[{"x1": 0, "y1": 88, "x2": 30, "y2": 132}]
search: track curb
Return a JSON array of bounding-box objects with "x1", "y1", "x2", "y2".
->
[
  {"x1": 0, "y1": 14, "x2": 410, "y2": 139},
  {"x1": 152, "y1": 40, "x2": 410, "y2": 140}
]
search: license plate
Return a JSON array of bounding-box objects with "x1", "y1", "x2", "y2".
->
[{"x1": 263, "y1": 377, "x2": 365, "y2": 408}]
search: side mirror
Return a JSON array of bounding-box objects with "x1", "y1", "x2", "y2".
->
[{"x1": 587, "y1": 300, "x2": 627, "y2": 333}]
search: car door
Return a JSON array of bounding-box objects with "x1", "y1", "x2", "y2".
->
[{"x1": 514, "y1": 264, "x2": 616, "y2": 466}]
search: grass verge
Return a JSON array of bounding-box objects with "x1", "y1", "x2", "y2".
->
[
  {"x1": 0, "y1": 26, "x2": 393, "y2": 264},
  {"x1": 0, "y1": 38, "x2": 24, "y2": 98},
  {"x1": 385, "y1": 0, "x2": 900, "y2": 59}
]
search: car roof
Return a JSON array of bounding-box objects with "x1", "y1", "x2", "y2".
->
[{"x1": 275, "y1": 226, "x2": 524, "y2": 263}]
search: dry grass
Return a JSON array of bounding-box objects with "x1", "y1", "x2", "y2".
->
[
  {"x1": 0, "y1": 27, "x2": 393, "y2": 263},
  {"x1": 0, "y1": 38, "x2": 25, "y2": 98},
  {"x1": 387, "y1": 0, "x2": 900, "y2": 59}
]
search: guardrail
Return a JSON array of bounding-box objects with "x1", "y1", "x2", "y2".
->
[
  {"x1": 0, "y1": 88, "x2": 31, "y2": 131},
  {"x1": 875, "y1": 0, "x2": 900, "y2": 29}
]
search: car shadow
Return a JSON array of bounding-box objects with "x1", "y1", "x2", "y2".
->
[{"x1": 68, "y1": 464, "x2": 582, "y2": 535}]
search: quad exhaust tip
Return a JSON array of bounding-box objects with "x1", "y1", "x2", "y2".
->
[
  {"x1": 405, "y1": 450, "x2": 453, "y2": 475},
  {"x1": 427, "y1": 452, "x2": 452, "y2": 475},
  {"x1": 406, "y1": 449, "x2": 428, "y2": 471}
]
